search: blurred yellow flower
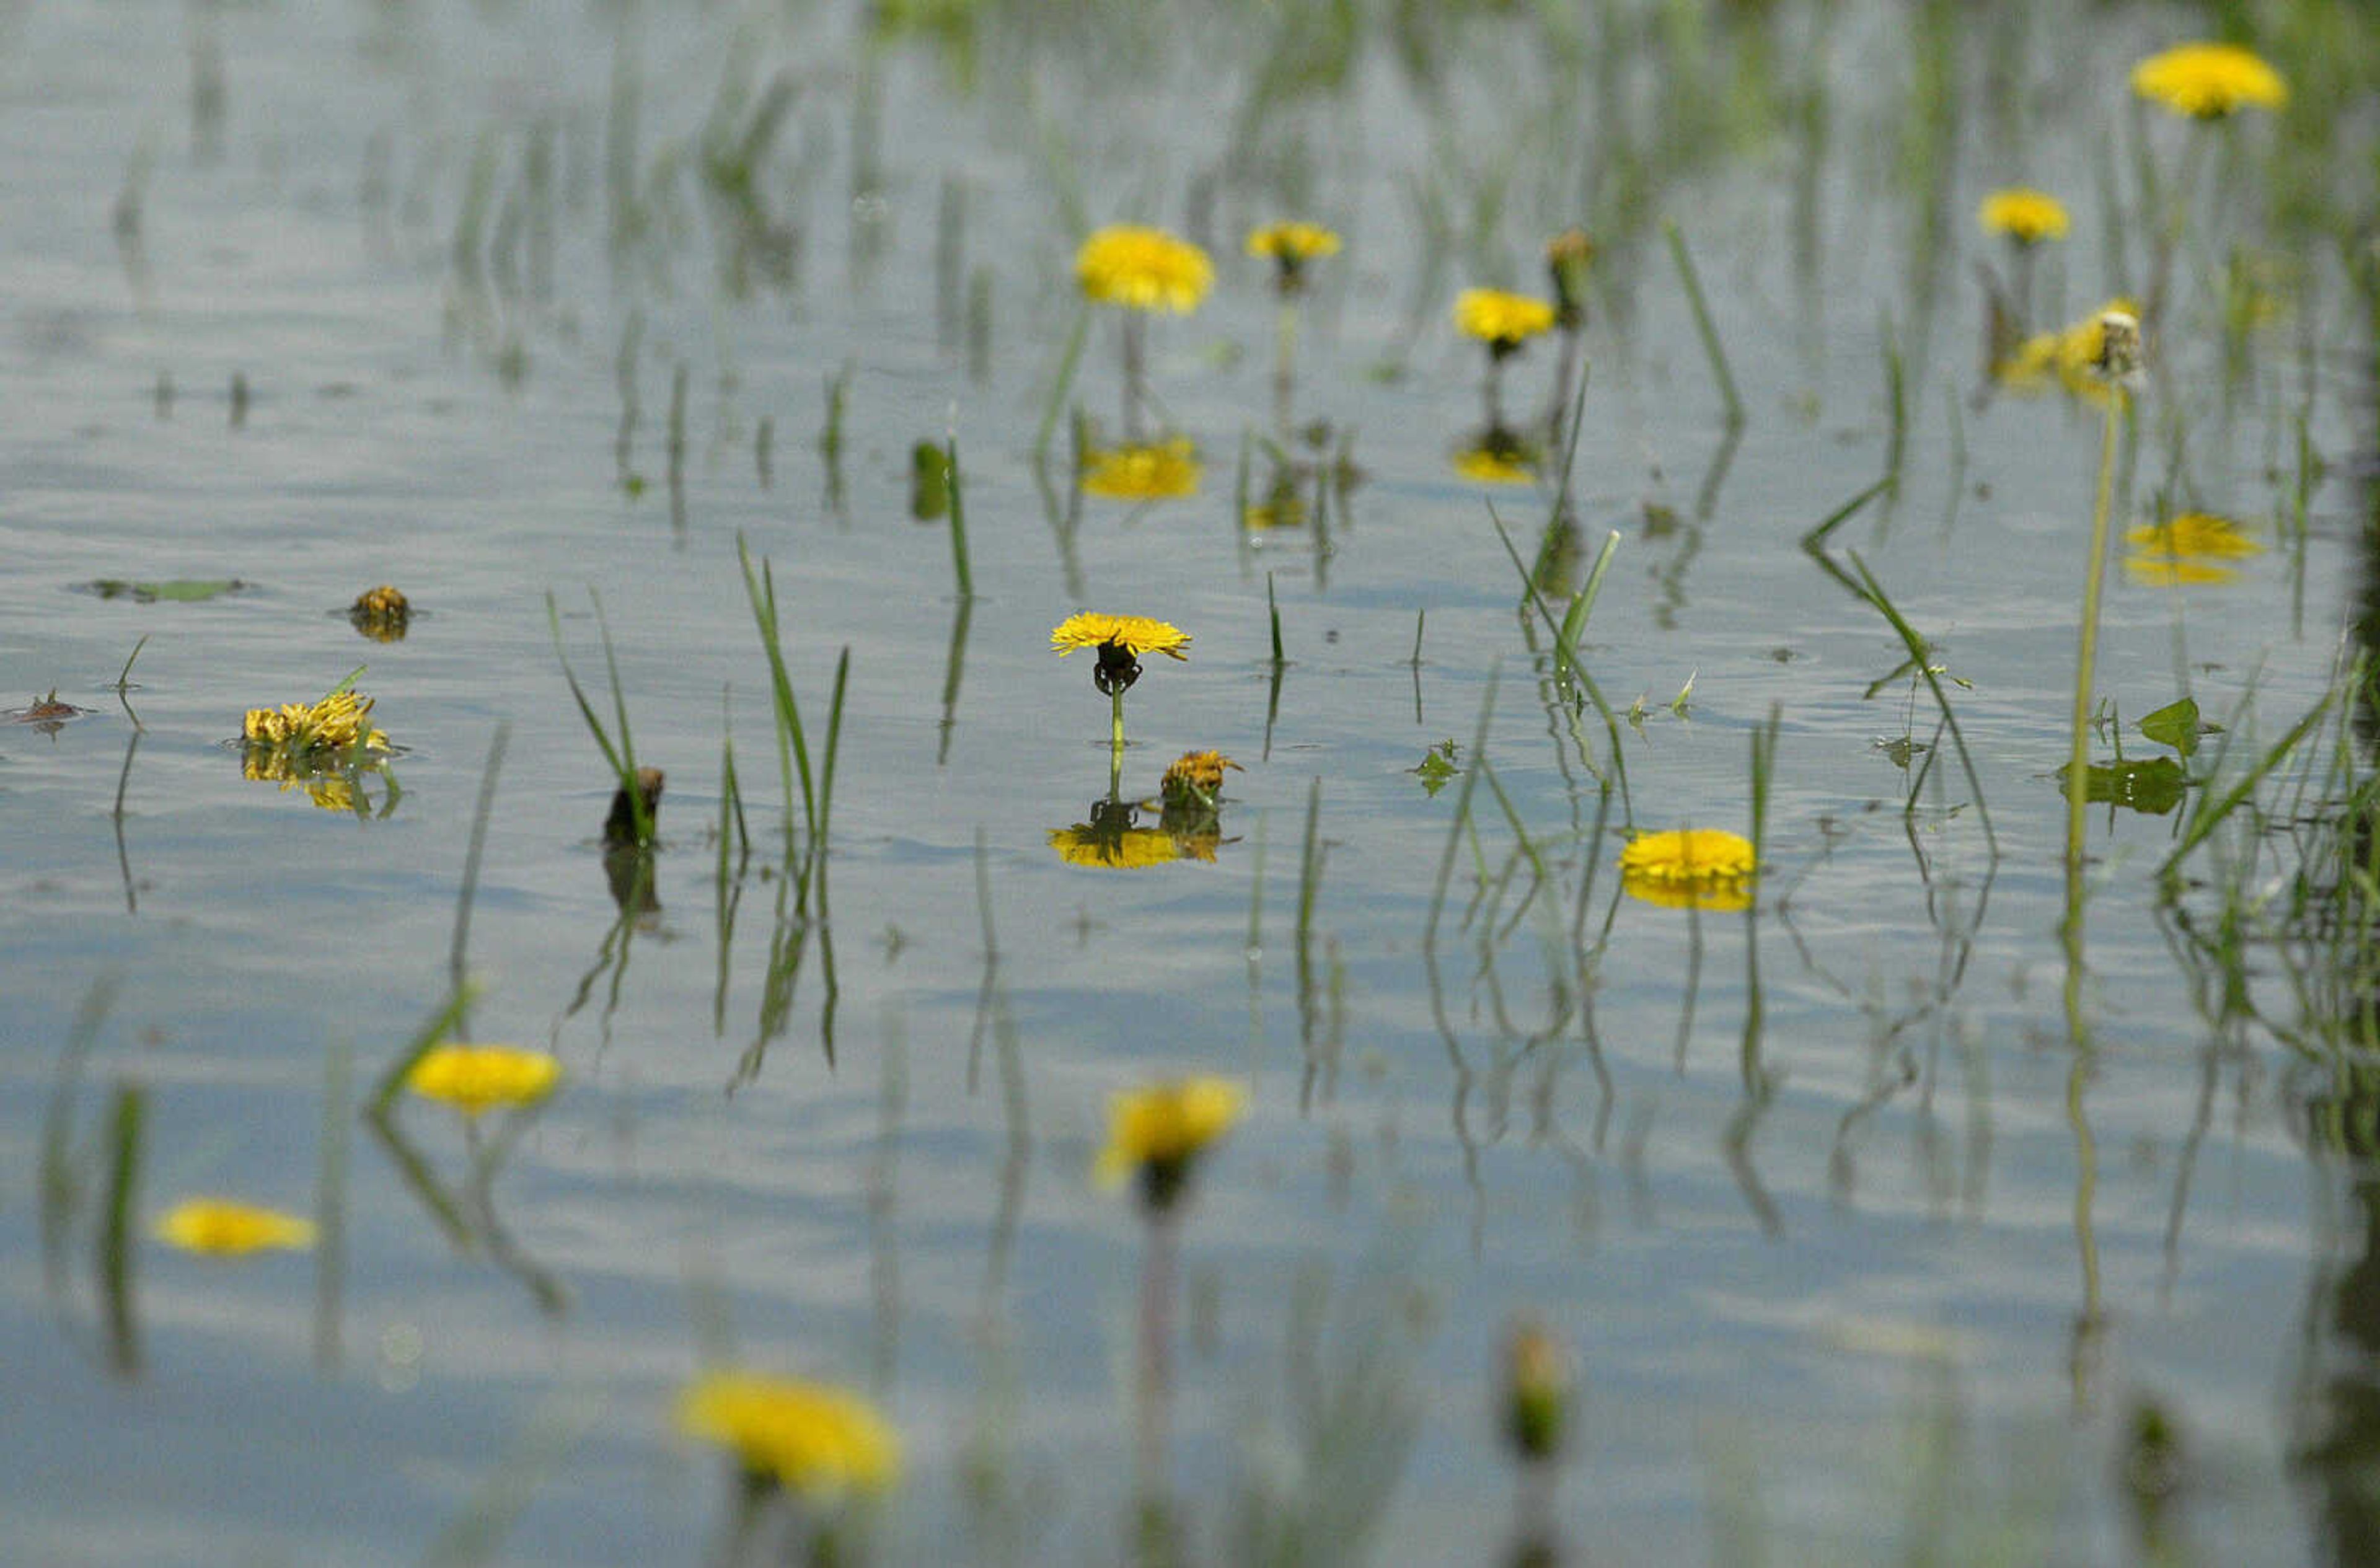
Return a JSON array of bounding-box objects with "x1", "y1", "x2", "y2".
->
[
  {"x1": 1996, "y1": 297, "x2": 2141, "y2": 402},
  {"x1": 406, "y1": 1044, "x2": 563, "y2": 1116},
  {"x1": 1978, "y1": 188, "x2": 2069, "y2": 244},
  {"x1": 1455, "y1": 288, "x2": 1556, "y2": 350},
  {"x1": 154, "y1": 1198, "x2": 317, "y2": 1256},
  {"x1": 1246, "y1": 221, "x2": 1341, "y2": 265},
  {"x1": 242, "y1": 689, "x2": 389, "y2": 754},
  {"x1": 1051, "y1": 614, "x2": 1191, "y2": 662},
  {"x1": 677, "y1": 1371, "x2": 902, "y2": 1499},
  {"x1": 2123, "y1": 511, "x2": 2262, "y2": 585},
  {"x1": 1077, "y1": 224, "x2": 1214, "y2": 314},
  {"x1": 1082, "y1": 438, "x2": 1202, "y2": 502},
  {"x1": 1049, "y1": 822, "x2": 1179, "y2": 869},
  {"x1": 2131, "y1": 42, "x2": 2287, "y2": 119},
  {"x1": 1620, "y1": 828, "x2": 1757, "y2": 912},
  {"x1": 1095, "y1": 1076, "x2": 1245, "y2": 1202},
  {"x1": 349, "y1": 584, "x2": 412, "y2": 643}
]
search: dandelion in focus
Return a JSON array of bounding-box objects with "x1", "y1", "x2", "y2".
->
[
  {"x1": 1620, "y1": 827, "x2": 1757, "y2": 912},
  {"x1": 1052, "y1": 612, "x2": 1191, "y2": 790}
]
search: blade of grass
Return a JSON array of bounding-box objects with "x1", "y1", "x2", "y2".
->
[
  {"x1": 1664, "y1": 218, "x2": 1743, "y2": 427},
  {"x1": 946, "y1": 432, "x2": 974, "y2": 598},
  {"x1": 1844, "y1": 552, "x2": 1997, "y2": 854}
]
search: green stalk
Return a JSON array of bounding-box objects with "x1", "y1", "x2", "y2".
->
[
  {"x1": 1109, "y1": 685, "x2": 1126, "y2": 799},
  {"x1": 945, "y1": 434, "x2": 974, "y2": 598},
  {"x1": 2063, "y1": 391, "x2": 2124, "y2": 934},
  {"x1": 1664, "y1": 219, "x2": 1743, "y2": 427}
]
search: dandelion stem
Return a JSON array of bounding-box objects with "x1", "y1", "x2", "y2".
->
[
  {"x1": 2063, "y1": 391, "x2": 2124, "y2": 940},
  {"x1": 1109, "y1": 685, "x2": 1126, "y2": 799}
]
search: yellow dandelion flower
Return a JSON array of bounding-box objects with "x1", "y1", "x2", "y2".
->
[
  {"x1": 1095, "y1": 1075, "x2": 1245, "y2": 1209},
  {"x1": 1081, "y1": 438, "x2": 1202, "y2": 502},
  {"x1": 1247, "y1": 221, "x2": 1341, "y2": 264},
  {"x1": 1161, "y1": 749, "x2": 1241, "y2": 805},
  {"x1": 1455, "y1": 288, "x2": 1556, "y2": 351},
  {"x1": 1978, "y1": 188, "x2": 2069, "y2": 245},
  {"x1": 405, "y1": 1044, "x2": 563, "y2": 1116},
  {"x1": 154, "y1": 1197, "x2": 317, "y2": 1256},
  {"x1": 1620, "y1": 828, "x2": 1757, "y2": 912},
  {"x1": 677, "y1": 1371, "x2": 902, "y2": 1499},
  {"x1": 2131, "y1": 42, "x2": 2287, "y2": 119},
  {"x1": 241, "y1": 689, "x2": 391, "y2": 755},
  {"x1": 1049, "y1": 822, "x2": 1180, "y2": 870},
  {"x1": 1051, "y1": 614, "x2": 1192, "y2": 662},
  {"x1": 1076, "y1": 224, "x2": 1214, "y2": 314},
  {"x1": 348, "y1": 584, "x2": 412, "y2": 644},
  {"x1": 1996, "y1": 297, "x2": 2141, "y2": 402}
]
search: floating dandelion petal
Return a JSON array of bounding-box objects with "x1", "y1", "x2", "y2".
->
[
  {"x1": 1620, "y1": 828, "x2": 1757, "y2": 912},
  {"x1": 677, "y1": 1370, "x2": 902, "y2": 1499},
  {"x1": 2131, "y1": 42, "x2": 2287, "y2": 119},
  {"x1": 1095, "y1": 1075, "x2": 1246, "y2": 1211},
  {"x1": 405, "y1": 1044, "x2": 563, "y2": 1116},
  {"x1": 1076, "y1": 224, "x2": 1214, "y2": 314},
  {"x1": 154, "y1": 1197, "x2": 317, "y2": 1256},
  {"x1": 1455, "y1": 288, "x2": 1556, "y2": 351},
  {"x1": 1081, "y1": 439, "x2": 1202, "y2": 502},
  {"x1": 1978, "y1": 188, "x2": 2069, "y2": 245}
]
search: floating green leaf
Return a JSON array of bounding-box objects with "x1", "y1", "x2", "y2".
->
[
  {"x1": 2138, "y1": 696, "x2": 2216, "y2": 758},
  {"x1": 1413, "y1": 740, "x2": 1460, "y2": 798},
  {"x1": 81, "y1": 578, "x2": 248, "y2": 604}
]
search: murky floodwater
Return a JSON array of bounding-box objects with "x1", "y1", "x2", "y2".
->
[{"x1": 4, "y1": 1, "x2": 2376, "y2": 1563}]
